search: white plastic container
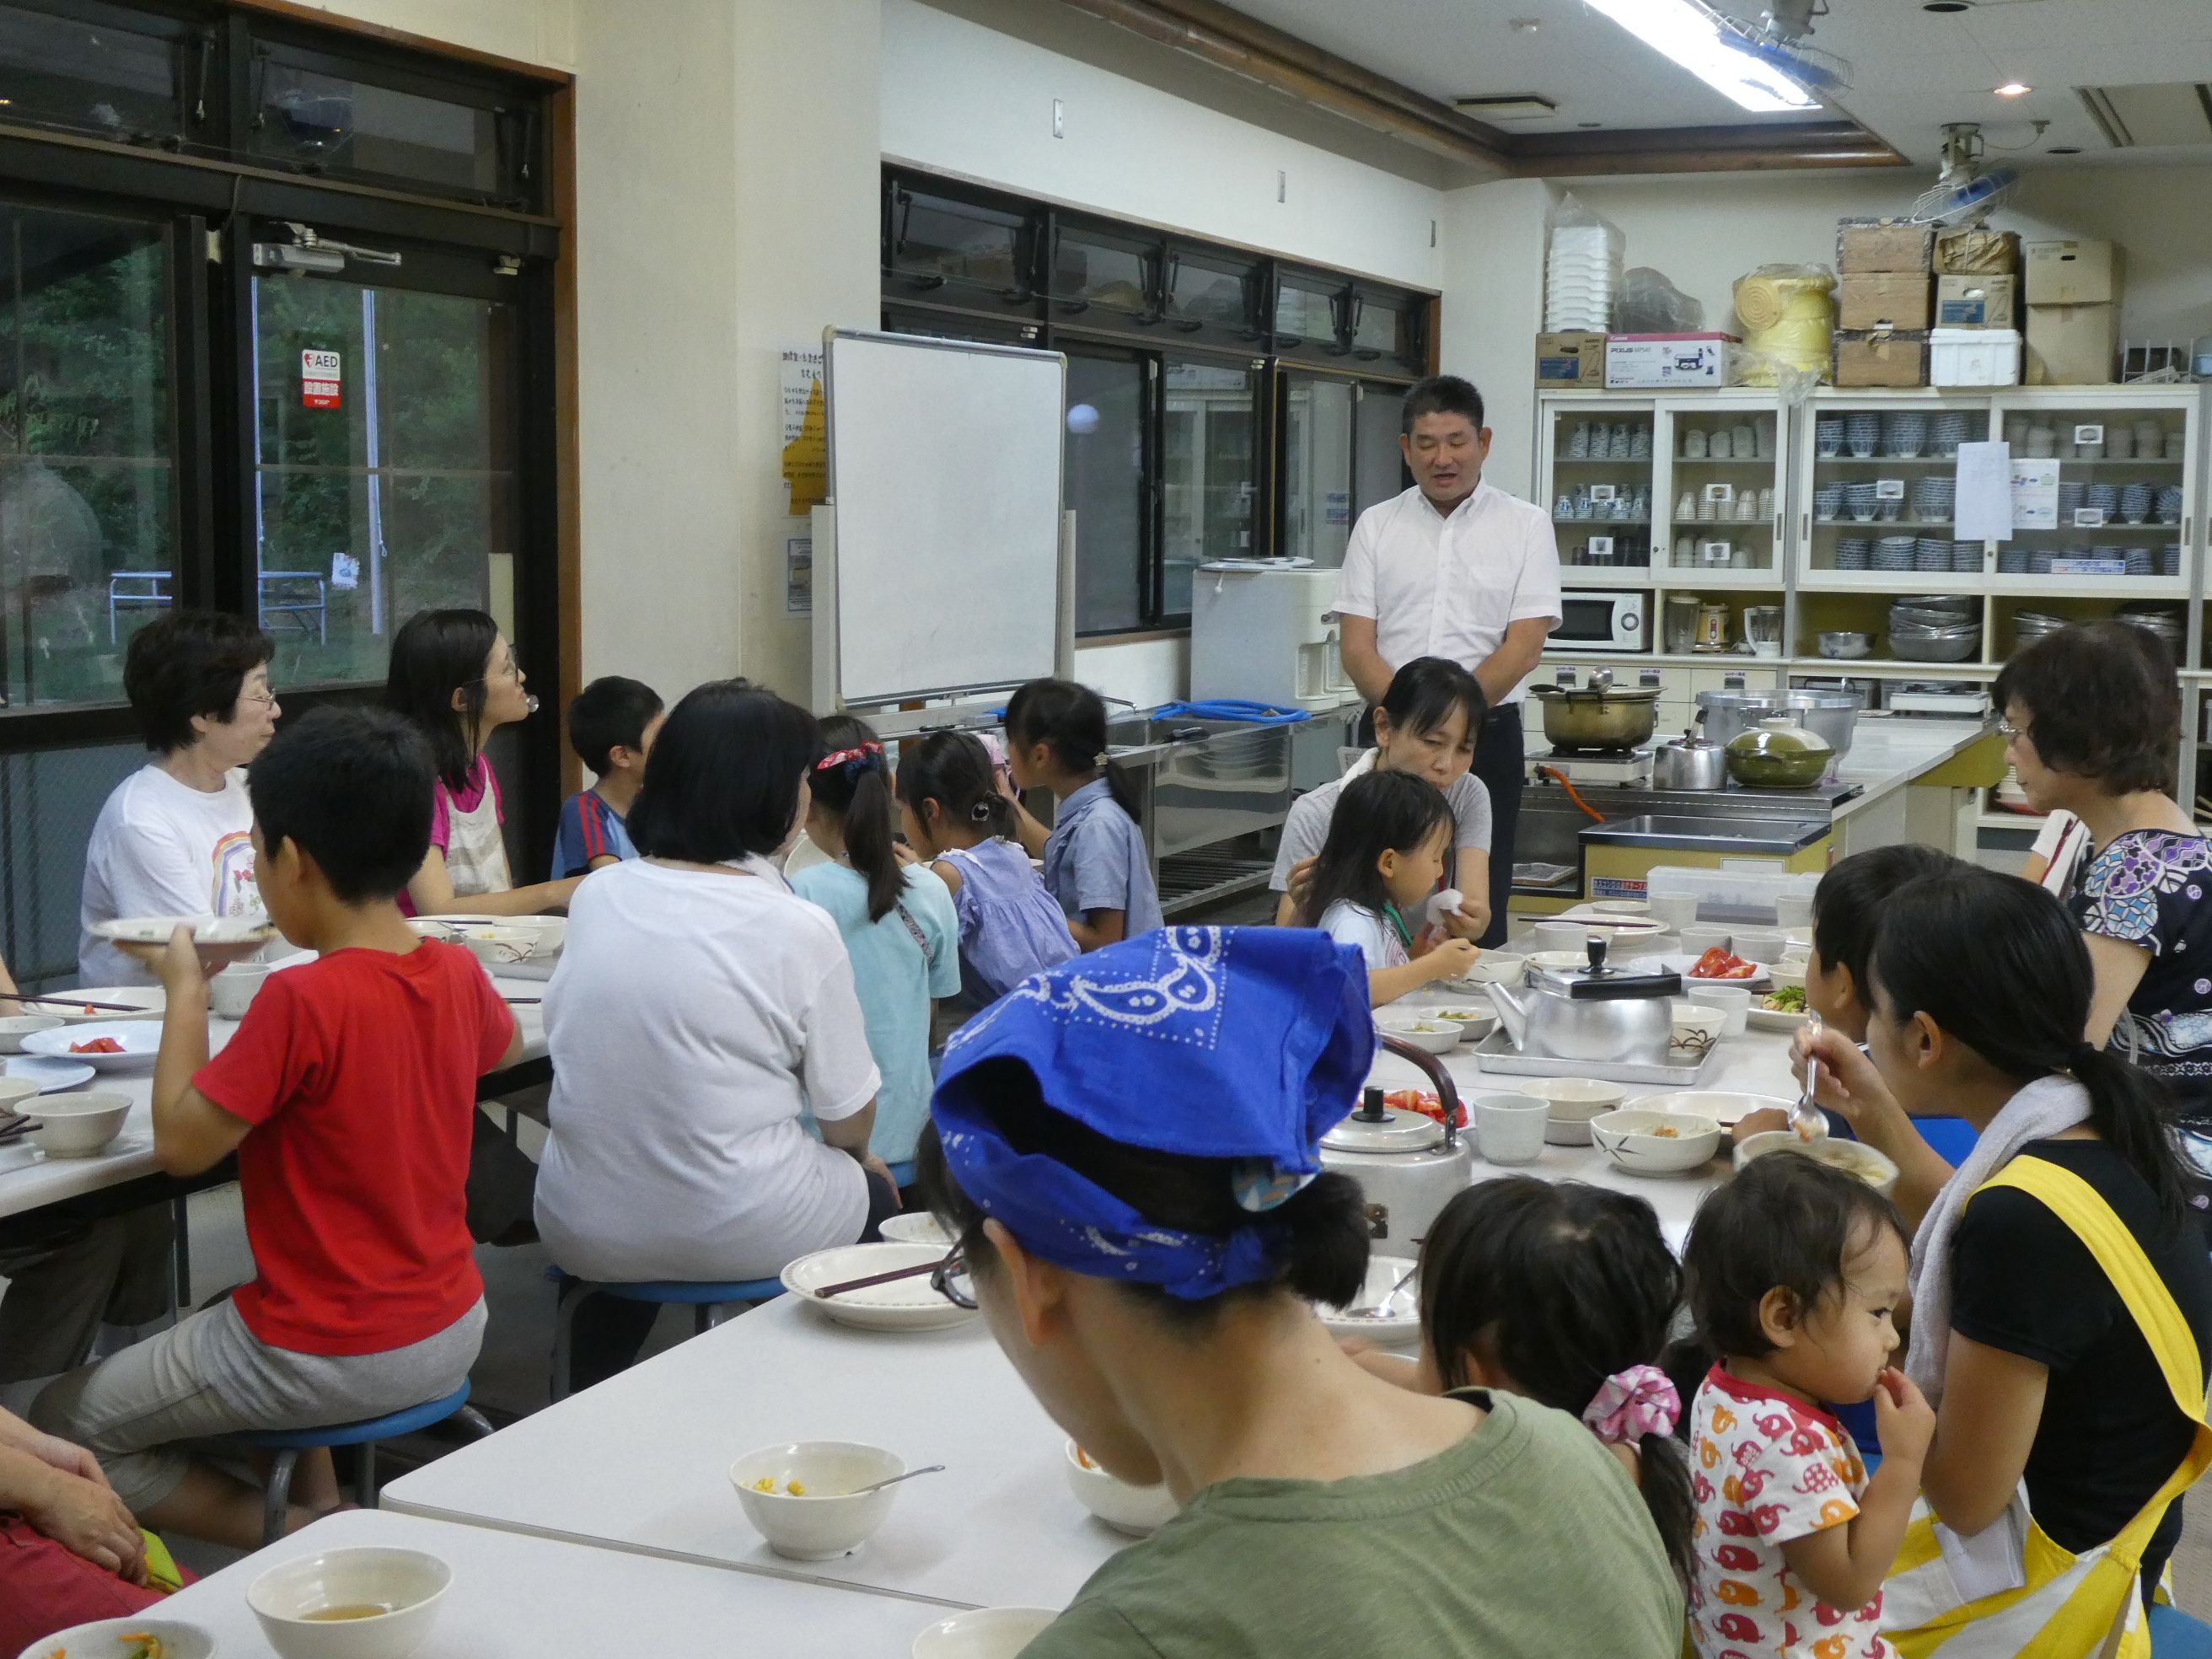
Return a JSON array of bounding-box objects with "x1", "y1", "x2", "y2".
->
[{"x1": 1929, "y1": 326, "x2": 2021, "y2": 388}]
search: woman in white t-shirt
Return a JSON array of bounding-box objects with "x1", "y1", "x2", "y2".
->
[
  {"x1": 537, "y1": 681, "x2": 899, "y2": 1391},
  {"x1": 78, "y1": 611, "x2": 282, "y2": 987},
  {"x1": 383, "y1": 609, "x2": 581, "y2": 919}
]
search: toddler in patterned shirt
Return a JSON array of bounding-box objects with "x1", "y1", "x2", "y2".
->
[{"x1": 1681, "y1": 1156, "x2": 1937, "y2": 1659}]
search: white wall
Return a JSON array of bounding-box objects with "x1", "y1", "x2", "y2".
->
[
  {"x1": 879, "y1": 0, "x2": 1442, "y2": 292},
  {"x1": 293, "y1": 0, "x2": 573, "y2": 67},
  {"x1": 1437, "y1": 178, "x2": 1560, "y2": 504},
  {"x1": 1570, "y1": 166, "x2": 2212, "y2": 348}
]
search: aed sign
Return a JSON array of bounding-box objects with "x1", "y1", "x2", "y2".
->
[{"x1": 301, "y1": 349, "x2": 342, "y2": 410}]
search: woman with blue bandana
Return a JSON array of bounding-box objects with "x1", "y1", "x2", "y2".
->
[{"x1": 919, "y1": 926, "x2": 1685, "y2": 1656}]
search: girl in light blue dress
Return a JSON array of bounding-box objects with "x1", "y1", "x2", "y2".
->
[{"x1": 896, "y1": 730, "x2": 1077, "y2": 1011}]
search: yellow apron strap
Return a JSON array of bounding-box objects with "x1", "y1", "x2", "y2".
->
[{"x1": 1973, "y1": 1157, "x2": 2212, "y2": 1546}]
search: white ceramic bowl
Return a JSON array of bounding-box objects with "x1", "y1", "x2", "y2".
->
[
  {"x1": 1632, "y1": 1090, "x2": 1793, "y2": 1130},
  {"x1": 878, "y1": 1211, "x2": 953, "y2": 1248},
  {"x1": 1527, "y1": 949, "x2": 1592, "y2": 972},
  {"x1": 1687, "y1": 983, "x2": 1752, "y2": 1036},
  {"x1": 1423, "y1": 1002, "x2": 1498, "y2": 1044},
  {"x1": 1668, "y1": 1001, "x2": 1726, "y2": 1058},
  {"x1": 1462, "y1": 952, "x2": 1526, "y2": 986},
  {"x1": 1769, "y1": 961, "x2": 1808, "y2": 996},
  {"x1": 24, "y1": 1093, "x2": 132, "y2": 1158},
  {"x1": 1375, "y1": 1015, "x2": 1460, "y2": 1055},
  {"x1": 1590, "y1": 1108, "x2": 1723, "y2": 1175},
  {"x1": 247, "y1": 1545, "x2": 452, "y2": 1659},
  {"x1": 1515, "y1": 1076, "x2": 1629, "y2": 1146},
  {"x1": 782, "y1": 1242, "x2": 977, "y2": 1332},
  {"x1": 1591, "y1": 899, "x2": 1651, "y2": 915},
  {"x1": 212, "y1": 960, "x2": 276, "y2": 1020},
  {"x1": 21, "y1": 1021, "x2": 163, "y2": 1071},
  {"x1": 910, "y1": 1607, "x2": 1060, "y2": 1659},
  {"x1": 17, "y1": 1619, "x2": 215, "y2": 1659},
  {"x1": 1315, "y1": 1254, "x2": 1421, "y2": 1345},
  {"x1": 730, "y1": 1441, "x2": 905, "y2": 1560},
  {"x1": 0, "y1": 1076, "x2": 39, "y2": 1118},
  {"x1": 0, "y1": 1015, "x2": 62, "y2": 1054},
  {"x1": 1748, "y1": 1003, "x2": 1811, "y2": 1034},
  {"x1": 1064, "y1": 1439, "x2": 1178, "y2": 1536},
  {"x1": 40, "y1": 987, "x2": 165, "y2": 1027},
  {"x1": 1736, "y1": 1130, "x2": 1901, "y2": 1196}
]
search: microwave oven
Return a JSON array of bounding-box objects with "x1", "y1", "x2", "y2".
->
[{"x1": 1552, "y1": 589, "x2": 1651, "y2": 653}]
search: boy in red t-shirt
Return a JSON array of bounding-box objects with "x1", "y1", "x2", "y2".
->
[{"x1": 31, "y1": 706, "x2": 519, "y2": 1549}]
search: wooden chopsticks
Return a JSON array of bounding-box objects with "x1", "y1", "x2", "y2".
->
[{"x1": 812, "y1": 1252, "x2": 953, "y2": 1300}]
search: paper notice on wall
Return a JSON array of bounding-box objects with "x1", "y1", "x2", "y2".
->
[
  {"x1": 781, "y1": 347, "x2": 827, "y2": 515},
  {"x1": 1953, "y1": 441, "x2": 2014, "y2": 540},
  {"x1": 301, "y1": 348, "x2": 341, "y2": 410},
  {"x1": 786, "y1": 534, "x2": 813, "y2": 615},
  {"x1": 2010, "y1": 456, "x2": 2059, "y2": 531}
]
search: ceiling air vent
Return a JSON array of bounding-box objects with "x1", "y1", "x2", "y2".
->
[
  {"x1": 2076, "y1": 83, "x2": 2212, "y2": 149},
  {"x1": 1453, "y1": 94, "x2": 1559, "y2": 121}
]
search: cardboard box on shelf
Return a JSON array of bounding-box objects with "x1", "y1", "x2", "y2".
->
[
  {"x1": 1833, "y1": 329, "x2": 1929, "y2": 389},
  {"x1": 1535, "y1": 331, "x2": 1607, "y2": 388},
  {"x1": 2026, "y1": 239, "x2": 2123, "y2": 306},
  {"x1": 1837, "y1": 217, "x2": 1934, "y2": 275},
  {"x1": 1838, "y1": 272, "x2": 1933, "y2": 331},
  {"x1": 2025, "y1": 303, "x2": 2118, "y2": 385},
  {"x1": 1935, "y1": 274, "x2": 2016, "y2": 329},
  {"x1": 1604, "y1": 333, "x2": 1741, "y2": 389},
  {"x1": 1934, "y1": 227, "x2": 2021, "y2": 276}
]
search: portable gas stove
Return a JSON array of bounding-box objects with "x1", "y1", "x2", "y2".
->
[{"x1": 1527, "y1": 745, "x2": 1655, "y2": 788}]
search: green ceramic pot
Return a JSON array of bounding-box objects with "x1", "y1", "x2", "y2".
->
[{"x1": 1725, "y1": 716, "x2": 1833, "y2": 789}]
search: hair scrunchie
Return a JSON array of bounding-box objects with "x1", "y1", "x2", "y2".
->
[{"x1": 1581, "y1": 1364, "x2": 1681, "y2": 1446}]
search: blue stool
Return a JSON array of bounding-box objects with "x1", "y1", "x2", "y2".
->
[
  {"x1": 549, "y1": 1273, "x2": 786, "y2": 1401},
  {"x1": 2151, "y1": 1603, "x2": 2212, "y2": 1655},
  {"x1": 1916, "y1": 1115, "x2": 1980, "y2": 1168},
  {"x1": 886, "y1": 1160, "x2": 916, "y2": 1189},
  {"x1": 228, "y1": 1382, "x2": 492, "y2": 1546}
]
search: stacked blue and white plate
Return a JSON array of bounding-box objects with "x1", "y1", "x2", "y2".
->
[
  {"x1": 2086, "y1": 482, "x2": 2120, "y2": 518},
  {"x1": 1915, "y1": 537, "x2": 1951, "y2": 572},
  {"x1": 1998, "y1": 546, "x2": 2029, "y2": 574},
  {"x1": 1874, "y1": 535, "x2": 1918, "y2": 572},
  {"x1": 1930, "y1": 411, "x2": 1975, "y2": 458},
  {"x1": 1909, "y1": 476, "x2": 1955, "y2": 523},
  {"x1": 1882, "y1": 412, "x2": 1929, "y2": 458},
  {"x1": 2118, "y1": 483, "x2": 2153, "y2": 525},
  {"x1": 1816, "y1": 417, "x2": 1844, "y2": 458},
  {"x1": 1844, "y1": 481, "x2": 1880, "y2": 522},
  {"x1": 2161, "y1": 545, "x2": 2182, "y2": 577},
  {"x1": 1844, "y1": 413, "x2": 1883, "y2": 459},
  {"x1": 1813, "y1": 484, "x2": 1845, "y2": 522},
  {"x1": 2125, "y1": 547, "x2": 2155, "y2": 577},
  {"x1": 2058, "y1": 481, "x2": 2086, "y2": 517},
  {"x1": 2157, "y1": 486, "x2": 2185, "y2": 524},
  {"x1": 1952, "y1": 540, "x2": 1983, "y2": 574},
  {"x1": 1834, "y1": 537, "x2": 1871, "y2": 572}
]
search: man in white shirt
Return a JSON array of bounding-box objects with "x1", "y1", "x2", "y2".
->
[{"x1": 1334, "y1": 376, "x2": 1560, "y2": 946}]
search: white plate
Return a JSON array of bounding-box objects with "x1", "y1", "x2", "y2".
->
[
  {"x1": 1638, "y1": 953, "x2": 1774, "y2": 992},
  {"x1": 1316, "y1": 1255, "x2": 1420, "y2": 1346},
  {"x1": 1629, "y1": 1089, "x2": 1793, "y2": 1130},
  {"x1": 783, "y1": 1243, "x2": 978, "y2": 1332},
  {"x1": 90, "y1": 915, "x2": 276, "y2": 948},
  {"x1": 4, "y1": 1056, "x2": 97, "y2": 1093},
  {"x1": 20, "y1": 1022, "x2": 164, "y2": 1071},
  {"x1": 1748, "y1": 1007, "x2": 1811, "y2": 1034},
  {"x1": 26, "y1": 987, "x2": 166, "y2": 1027}
]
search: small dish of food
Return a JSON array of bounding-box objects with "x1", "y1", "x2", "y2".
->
[
  {"x1": 729, "y1": 1441, "x2": 908, "y2": 1560},
  {"x1": 1589, "y1": 1109, "x2": 1724, "y2": 1175},
  {"x1": 247, "y1": 1544, "x2": 453, "y2": 1659},
  {"x1": 17, "y1": 1619, "x2": 215, "y2": 1659},
  {"x1": 1749, "y1": 984, "x2": 1811, "y2": 1033},
  {"x1": 1374, "y1": 1015, "x2": 1461, "y2": 1055},
  {"x1": 1735, "y1": 1130, "x2": 1900, "y2": 1196},
  {"x1": 1065, "y1": 1439, "x2": 1178, "y2": 1536},
  {"x1": 21, "y1": 1022, "x2": 163, "y2": 1071}
]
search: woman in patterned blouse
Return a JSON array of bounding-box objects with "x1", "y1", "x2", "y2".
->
[{"x1": 1994, "y1": 621, "x2": 2212, "y2": 1130}]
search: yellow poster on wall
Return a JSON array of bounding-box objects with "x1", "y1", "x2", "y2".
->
[{"x1": 781, "y1": 346, "x2": 827, "y2": 514}]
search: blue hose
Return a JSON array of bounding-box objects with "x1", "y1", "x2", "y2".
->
[{"x1": 1148, "y1": 699, "x2": 1313, "y2": 726}]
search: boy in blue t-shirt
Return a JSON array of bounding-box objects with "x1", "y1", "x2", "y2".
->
[{"x1": 552, "y1": 676, "x2": 663, "y2": 878}]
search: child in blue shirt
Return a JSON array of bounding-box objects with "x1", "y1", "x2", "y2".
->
[
  {"x1": 552, "y1": 676, "x2": 663, "y2": 878},
  {"x1": 1003, "y1": 679, "x2": 1163, "y2": 950}
]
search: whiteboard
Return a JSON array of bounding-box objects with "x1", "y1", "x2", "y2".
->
[{"x1": 824, "y1": 330, "x2": 1067, "y2": 706}]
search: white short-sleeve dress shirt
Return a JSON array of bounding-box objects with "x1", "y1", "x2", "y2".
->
[{"x1": 1332, "y1": 481, "x2": 1562, "y2": 706}]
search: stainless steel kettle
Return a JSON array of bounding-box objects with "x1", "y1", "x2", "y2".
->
[
  {"x1": 1486, "y1": 937, "x2": 1682, "y2": 1065},
  {"x1": 1653, "y1": 727, "x2": 1728, "y2": 791},
  {"x1": 1319, "y1": 1038, "x2": 1473, "y2": 1258}
]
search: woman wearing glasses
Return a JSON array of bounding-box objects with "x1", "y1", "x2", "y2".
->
[
  {"x1": 78, "y1": 610, "x2": 282, "y2": 988},
  {"x1": 384, "y1": 608, "x2": 581, "y2": 918},
  {"x1": 916, "y1": 928, "x2": 1684, "y2": 1658},
  {"x1": 1995, "y1": 621, "x2": 2212, "y2": 1141}
]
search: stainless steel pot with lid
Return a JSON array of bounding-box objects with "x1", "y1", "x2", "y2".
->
[
  {"x1": 1530, "y1": 668, "x2": 1661, "y2": 754},
  {"x1": 1485, "y1": 937, "x2": 1682, "y2": 1065},
  {"x1": 1695, "y1": 687, "x2": 1862, "y2": 764}
]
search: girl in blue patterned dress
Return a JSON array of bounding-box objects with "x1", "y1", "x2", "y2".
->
[
  {"x1": 896, "y1": 729, "x2": 1078, "y2": 1011},
  {"x1": 1995, "y1": 620, "x2": 2212, "y2": 1136}
]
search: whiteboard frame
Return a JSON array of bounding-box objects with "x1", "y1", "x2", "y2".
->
[{"x1": 811, "y1": 328, "x2": 1074, "y2": 727}]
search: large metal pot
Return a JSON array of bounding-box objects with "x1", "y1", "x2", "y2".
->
[
  {"x1": 1531, "y1": 683, "x2": 1661, "y2": 753},
  {"x1": 1653, "y1": 727, "x2": 1729, "y2": 790},
  {"x1": 1696, "y1": 688, "x2": 1861, "y2": 765}
]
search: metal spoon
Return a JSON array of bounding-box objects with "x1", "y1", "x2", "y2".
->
[
  {"x1": 1342, "y1": 1263, "x2": 1420, "y2": 1321},
  {"x1": 845, "y1": 1463, "x2": 947, "y2": 1498},
  {"x1": 1792, "y1": 1012, "x2": 1829, "y2": 1142}
]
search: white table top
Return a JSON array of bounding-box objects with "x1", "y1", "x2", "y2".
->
[
  {"x1": 147, "y1": 1506, "x2": 938, "y2": 1656},
  {"x1": 383, "y1": 1017, "x2": 1802, "y2": 1610},
  {"x1": 1828, "y1": 717, "x2": 1991, "y2": 823},
  {"x1": 0, "y1": 979, "x2": 547, "y2": 1220},
  {"x1": 384, "y1": 1287, "x2": 1114, "y2": 1613}
]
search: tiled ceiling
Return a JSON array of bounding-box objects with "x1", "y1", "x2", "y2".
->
[{"x1": 1222, "y1": 0, "x2": 2212, "y2": 164}]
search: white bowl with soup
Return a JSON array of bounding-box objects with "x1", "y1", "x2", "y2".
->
[{"x1": 247, "y1": 1545, "x2": 452, "y2": 1659}]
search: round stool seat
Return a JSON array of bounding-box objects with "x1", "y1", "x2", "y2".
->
[{"x1": 228, "y1": 1382, "x2": 476, "y2": 1452}]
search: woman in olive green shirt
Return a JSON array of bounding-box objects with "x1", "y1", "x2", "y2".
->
[{"x1": 921, "y1": 926, "x2": 1684, "y2": 1656}]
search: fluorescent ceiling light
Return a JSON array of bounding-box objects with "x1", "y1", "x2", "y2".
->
[
  {"x1": 1994, "y1": 82, "x2": 2031, "y2": 97},
  {"x1": 1583, "y1": 0, "x2": 1820, "y2": 114}
]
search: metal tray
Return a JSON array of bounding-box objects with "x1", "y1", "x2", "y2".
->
[{"x1": 1468, "y1": 1029, "x2": 1717, "y2": 1087}]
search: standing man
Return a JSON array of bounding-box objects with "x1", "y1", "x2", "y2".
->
[{"x1": 1334, "y1": 376, "x2": 1559, "y2": 948}]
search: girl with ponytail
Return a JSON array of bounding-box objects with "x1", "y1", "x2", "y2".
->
[
  {"x1": 895, "y1": 728, "x2": 1077, "y2": 1012},
  {"x1": 1003, "y1": 679, "x2": 1164, "y2": 951},
  {"x1": 791, "y1": 716, "x2": 963, "y2": 1165},
  {"x1": 1797, "y1": 867, "x2": 2212, "y2": 1637}
]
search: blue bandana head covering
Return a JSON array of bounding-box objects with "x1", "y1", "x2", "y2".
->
[{"x1": 931, "y1": 926, "x2": 1373, "y2": 1300}]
